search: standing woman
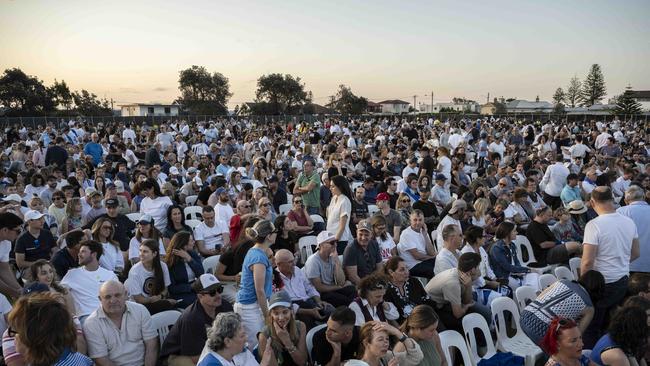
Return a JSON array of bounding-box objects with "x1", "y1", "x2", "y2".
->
[
  {"x1": 165, "y1": 231, "x2": 204, "y2": 308},
  {"x1": 326, "y1": 175, "x2": 353, "y2": 255},
  {"x1": 90, "y1": 217, "x2": 124, "y2": 274},
  {"x1": 235, "y1": 219, "x2": 277, "y2": 348},
  {"x1": 139, "y1": 178, "x2": 173, "y2": 232},
  {"x1": 162, "y1": 205, "x2": 191, "y2": 248},
  {"x1": 399, "y1": 305, "x2": 445, "y2": 366}
]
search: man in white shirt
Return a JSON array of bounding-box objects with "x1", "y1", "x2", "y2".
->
[
  {"x1": 594, "y1": 128, "x2": 612, "y2": 150},
  {"x1": 194, "y1": 206, "x2": 230, "y2": 257},
  {"x1": 61, "y1": 240, "x2": 119, "y2": 323},
  {"x1": 397, "y1": 210, "x2": 437, "y2": 279},
  {"x1": 580, "y1": 186, "x2": 639, "y2": 348},
  {"x1": 434, "y1": 224, "x2": 463, "y2": 275},
  {"x1": 488, "y1": 135, "x2": 506, "y2": 160},
  {"x1": 617, "y1": 186, "x2": 650, "y2": 274},
  {"x1": 0, "y1": 213, "x2": 24, "y2": 299},
  {"x1": 540, "y1": 154, "x2": 570, "y2": 209},
  {"x1": 401, "y1": 158, "x2": 419, "y2": 179},
  {"x1": 122, "y1": 124, "x2": 137, "y2": 144},
  {"x1": 213, "y1": 188, "x2": 234, "y2": 224},
  {"x1": 436, "y1": 199, "x2": 466, "y2": 246},
  {"x1": 569, "y1": 135, "x2": 591, "y2": 159}
]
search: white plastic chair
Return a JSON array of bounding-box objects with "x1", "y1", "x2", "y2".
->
[
  {"x1": 514, "y1": 235, "x2": 553, "y2": 274},
  {"x1": 430, "y1": 229, "x2": 438, "y2": 251},
  {"x1": 184, "y1": 205, "x2": 203, "y2": 220},
  {"x1": 554, "y1": 266, "x2": 574, "y2": 281},
  {"x1": 462, "y1": 313, "x2": 497, "y2": 364},
  {"x1": 185, "y1": 195, "x2": 198, "y2": 206},
  {"x1": 368, "y1": 204, "x2": 379, "y2": 216},
  {"x1": 151, "y1": 310, "x2": 181, "y2": 345},
  {"x1": 491, "y1": 297, "x2": 544, "y2": 366},
  {"x1": 569, "y1": 257, "x2": 581, "y2": 279},
  {"x1": 185, "y1": 219, "x2": 202, "y2": 230},
  {"x1": 538, "y1": 273, "x2": 557, "y2": 291},
  {"x1": 202, "y1": 255, "x2": 221, "y2": 274},
  {"x1": 351, "y1": 181, "x2": 363, "y2": 191},
  {"x1": 310, "y1": 214, "x2": 325, "y2": 223},
  {"x1": 298, "y1": 236, "x2": 318, "y2": 265},
  {"x1": 515, "y1": 285, "x2": 537, "y2": 313},
  {"x1": 126, "y1": 212, "x2": 143, "y2": 223},
  {"x1": 279, "y1": 203, "x2": 292, "y2": 215},
  {"x1": 306, "y1": 323, "x2": 327, "y2": 362},
  {"x1": 439, "y1": 330, "x2": 475, "y2": 366}
]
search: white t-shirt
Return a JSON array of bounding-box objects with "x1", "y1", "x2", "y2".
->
[
  {"x1": 0, "y1": 241, "x2": 11, "y2": 262},
  {"x1": 194, "y1": 220, "x2": 229, "y2": 251},
  {"x1": 140, "y1": 196, "x2": 173, "y2": 232},
  {"x1": 583, "y1": 212, "x2": 638, "y2": 283},
  {"x1": 215, "y1": 203, "x2": 235, "y2": 225},
  {"x1": 326, "y1": 195, "x2": 353, "y2": 243},
  {"x1": 397, "y1": 227, "x2": 427, "y2": 270},
  {"x1": 488, "y1": 142, "x2": 506, "y2": 159},
  {"x1": 438, "y1": 156, "x2": 452, "y2": 176},
  {"x1": 376, "y1": 235, "x2": 396, "y2": 262},
  {"x1": 99, "y1": 242, "x2": 125, "y2": 272},
  {"x1": 128, "y1": 237, "x2": 166, "y2": 261},
  {"x1": 434, "y1": 248, "x2": 459, "y2": 275},
  {"x1": 125, "y1": 261, "x2": 171, "y2": 298},
  {"x1": 61, "y1": 266, "x2": 118, "y2": 316}
]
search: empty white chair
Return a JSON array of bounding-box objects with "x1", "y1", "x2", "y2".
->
[
  {"x1": 554, "y1": 266, "x2": 574, "y2": 281},
  {"x1": 184, "y1": 205, "x2": 203, "y2": 220},
  {"x1": 298, "y1": 236, "x2": 318, "y2": 264},
  {"x1": 306, "y1": 323, "x2": 327, "y2": 362},
  {"x1": 368, "y1": 204, "x2": 379, "y2": 216},
  {"x1": 439, "y1": 330, "x2": 475, "y2": 366},
  {"x1": 491, "y1": 297, "x2": 544, "y2": 366},
  {"x1": 430, "y1": 230, "x2": 438, "y2": 251},
  {"x1": 310, "y1": 214, "x2": 325, "y2": 223},
  {"x1": 279, "y1": 203, "x2": 292, "y2": 215},
  {"x1": 569, "y1": 257, "x2": 581, "y2": 280},
  {"x1": 151, "y1": 310, "x2": 181, "y2": 345},
  {"x1": 462, "y1": 313, "x2": 497, "y2": 364},
  {"x1": 185, "y1": 219, "x2": 202, "y2": 230},
  {"x1": 202, "y1": 255, "x2": 221, "y2": 274},
  {"x1": 185, "y1": 195, "x2": 198, "y2": 206},
  {"x1": 515, "y1": 286, "x2": 537, "y2": 313},
  {"x1": 538, "y1": 273, "x2": 557, "y2": 291},
  {"x1": 126, "y1": 212, "x2": 143, "y2": 223}
]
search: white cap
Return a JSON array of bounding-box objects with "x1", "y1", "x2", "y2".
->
[
  {"x1": 2, "y1": 194, "x2": 22, "y2": 202},
  {"x1": 114, "y1": 180, "x2": 125, "y2": 193},
  {"x1": 24, "y1": 210, "x2": 45, "y2": 221},
  {"x1": 198, "y1": 273, "x2": 220, "y2": 291},
  {"x1": 169, "y1": 167, "x2": 180, "y2": 175},
  {"x1": 316, "y1": 231, "x2": 337, "y2": 246}
]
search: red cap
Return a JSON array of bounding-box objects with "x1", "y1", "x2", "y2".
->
[{"x1": 376, "y1": 192, "x2": 390, "y2": 201}]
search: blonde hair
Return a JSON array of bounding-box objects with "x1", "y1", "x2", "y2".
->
[
  {"x1": 244, "y1": 219, "x2": 276, "y2": 243},
  {"x1": 474, "y1": 198, "x2": 490, "y2": 219}
]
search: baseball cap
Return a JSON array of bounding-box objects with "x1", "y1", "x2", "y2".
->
[
  {"x1": 105, "y1": 198, "x2": 119, "y2": 207},
  {"x1": 84, "y1": 187, "x2": 97, "y2": 196},
  {"x1": 448, "y1": 199, "x2": 467, "y2": 214},
  {"x1": 376, "y1": 192, "x2": 390, "y2": 202},
  {"x1": 187, "y1": 167, "x2": 198, "y2": 175},
  {"x1": 435, "y1": 173, "x2": 447, "y2": 181},
  {"x1": 194, "y1": 177, "x2": 203, "y2": 186},
  {"x1": 268, "y1": 291, "x2": 292, "y2": 311},
  {"x1": 193, "y1": 273, "x2": 222, "y2": 293},
  {"x1": 137, "y1": 214, "x2": 154, "y2": 225},
  {"x1": 316, "y1": 231, "x2": 337, "y2": 246},
  {"x1": 24, "y1": 210, "x2": 45, "y2": 221},
  {"x1": 169, "y1": 167, "x2": 180, "y2": 175},
  {"x1": 2, "y1": 194, "x2": 22, "y2": 202},
  {"x1": 216, "y1": 187, "x2": 227, "y2": 195},
  {"x1": 356, "y1": 219, "x2": 371, "y2": 233}
]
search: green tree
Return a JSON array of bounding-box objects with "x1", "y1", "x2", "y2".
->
[
  {"x1": 72, "y1": 90, "x2": 112, "y2": 116},
  {"x1": 581, "y1": 64, "x2": 607, "y2": 107},
  {"x1": 49, "y1": 79, "x2": 73, "y2": 112},
  {"x1": 255, "y1": 73, "x2": 310, "y2": 115},
  {"x1": 177, "y1": 65, "x2": 232, "y2": 115},
  {"x1": 331, "y1": 84, "x2": 368, "y2": 115},
  {"x1": 613, "y1": 86, "x2": 643, "y2": 115},
  {"x1": 566, "y1": 75, "x2": 582, "y2": 107},
  {"x1": 553, "y1": 87, "x2": 566, "y2": 114},
  {"x1": 0, "y1": 68, "x2": 55, "y2": 116}
]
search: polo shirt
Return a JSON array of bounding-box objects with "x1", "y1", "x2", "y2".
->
[
  {"x1": 342, "y1": 239, "x2": 382, "y2": 279},
  {"x1": 15, "y1": 229, "x2": 56, "y2": 262},
  {"x1": 424, "y1": 268, "x2": 463, "y2": 306},
  {"x1": 296, "y1": 172, "x2": 320, "y2": 209}
]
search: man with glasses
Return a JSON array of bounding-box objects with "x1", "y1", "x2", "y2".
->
[
  {"x1": 293, "y1": 158, "x2": 321, "y2": 215},
  {"x1": 383, "y1": 177, "x2": 399, "y2": 209},
  {"x1": 160, "y1": 274, "x2": 232, "y2": 366},
  {"x1": 84, "y1": 198, "x2": 135, "y2": 253},
  {"x1": 15, "y1": 210, "x2": 57, "y2": 273},
  {"x1": 0, "y1": 212, "x2": 24, "y2": 299}
]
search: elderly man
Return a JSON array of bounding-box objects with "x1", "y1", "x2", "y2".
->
[
  {"x1": 398, "y1": 210, "x2": 437, "y2": 279},
  {"x1": 83, "y1": 280, "x2": 158, "y2": 366},
  {"x1": 342, "y1": 220, "x2": 382, "y2": 285},
  {"x1": 617, "y1": 185, "x2": 650, "y2": 274},
  {"x1": 161, "y1": 274, "x2": 232, "y2": 366},
  {"x1": 434, "y1": 224, "x2": 463, "y2": 275}
]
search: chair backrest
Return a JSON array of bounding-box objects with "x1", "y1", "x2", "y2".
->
[
  {"x1": 554, "y1": 266, "x2": 574, "y2": 281},
  {"x1": 368, "y1": 204, "x2": 379, "y2": 216},
  {"x1": 430, "y1": 230, "x2": 438, "y2": 251},
  {"x1": 491, "y1": 297, "x2": 524, "y2": 344},
  {"x1": 351, "y1": 181, "x2": 363, "y2": 191},
  {"x1": 184, "y1": 206, "x2": 203, "y2": 220},
  {"x1": 462, "y1": 313, "x2": 497, "y2": 364},
  {"x1": 185, "y1": 195, "x2": 198, "y2": 206},
  {"x1": 538, "y1": 273, "x2": 557, "y2": 291},
  {"x1": 185, "y1": 219, "x2": 202, "y2": 230},
  {"x1": 439, "y1": 330, "x2": 475, "y2": 366},
  {"x1": 310, "y1": 214, "x2": 325, "y2": 223},
  {"x1": 514, "y1": 235, "x2": 538, "y2": 266},
  {"x1": 306, "y1": 323, "x2": 327, "y2": 362},
  {"x1": 151, "y1": 310, "x2": 181, "y2": 345},
  {"x1": 515, "y1": 285, "x2": 537, "y2": 313},
  {"x1": 202, "y1": 255, "x2": 221, "y2": 274},
  {"x1": 298, "y1": 236, "x2": 318, "y2": 264},
  {"x1": 279, "y1": 203, "x2": 292, "y2": 215},
  {"x1": 126, "y1": 212, "x2": 143, "y2": 223},
  {"x1": 569, "y1": 257, "x2": 581, "y2": 280}
]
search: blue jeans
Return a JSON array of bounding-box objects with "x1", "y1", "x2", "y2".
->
[{"x1": 306, "y1": 206, "x2": 320, "y2": 215}]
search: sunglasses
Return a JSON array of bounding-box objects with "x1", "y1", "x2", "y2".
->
[
  {"x1": 294, "y1": 200, "x2": 303, "y2": 204},
  {"x1": 554, "y1": 318, "x2": 570, "y2": 333},
  {"x1": 202, "y1": 286, "x2": 224, "y2": 296}
]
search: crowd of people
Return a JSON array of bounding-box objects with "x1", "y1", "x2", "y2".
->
[{"x1": 0, "y1": 114, "x2": 648, "y2": 366}]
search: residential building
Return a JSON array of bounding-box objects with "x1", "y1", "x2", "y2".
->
[
  {"x1": 120, "y1": 104, "x2": 180, "y2": 117},
  {"x1": 419, "y1": 102, "x2": 479, "y2": 113},
  {"x1": 378, "y1": 100, "x2": 410, "y2": 114}
]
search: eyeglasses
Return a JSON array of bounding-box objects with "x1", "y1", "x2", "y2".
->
[
  {"x1": 241, "y1": 205, "x2": 251, "y2": 209},
  {"x1": 202, "y1": 286, "x2": 224, "y2": 296},
  {"x1": 401, "y1": 199, "x2": 410, "y2": 203},
  {"x1": 7, "y1": 326, "x2": 17, "y2": 337},
  {"x1": 294, "y1": 200, "x2": 303, "y2": 204}
]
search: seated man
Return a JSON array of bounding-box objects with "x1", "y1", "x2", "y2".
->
[
  {"x1": 525, "y1": 206, "x2": 581, "y2": 266},
  {"x1": 161, "y1": 274, "x2": 233, "y2": 365},
  {"x1": 434, "y1": 224, "x2": 463, "y2": 275},
  {"x1": 304, "y1": 231, "x2": 357, "y2": 307},
  {"x1": 425, "y1": 252, "x2": 491, "y2": 332},
  {"x1": 194, "y1": 205, "x2": 230, "y2": 257},
  {"x1": 397, "y1": 210, "x2": 437, "y2": 279},
  {"x1": 83, "y1": 280, "x2": 158, "y2": 366},
  {"x1": 311, "y1": 306, "x2": 360, "y2": 366},
  {"x1": 343, "y1": 220, "x2": 383, "y2": 286}
]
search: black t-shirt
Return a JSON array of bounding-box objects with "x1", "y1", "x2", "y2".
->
[
  {"x1": 15, "y1": 229, "x2": 56, "y2": 262},
  {"x1": 412, "y1": 200, "x2": 440, "y2": 234},
  {"x1": 197, "y1": 187, "x2": 213, "y2": 205},
  {"x1": 51, "y1": 248, "x2": 79, "y2": 279},
  {"x1": 420, "y1": 156, "x2": 435, "y2": 178},
  {"x1": 312, "y1": 326, "x2": 360, "y2": 365},
  {"x1": 366, "y1": 165, "x2": 383, "y2": 182},
  {"x1": 342, "y1": 239, "x2": 382, "y2": 280},
  {"x1": 525, "y1": 220, "x2": 556, "y2": 266}
]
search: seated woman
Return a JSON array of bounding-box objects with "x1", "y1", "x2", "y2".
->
[
  {"x1": 29, "y1": 259, "x2": 76, "y2": 315},
  {"x1": 286, "y1": 196, "x2": 314, "y2": 236},
  {"x1": 399, "y1": 305, "x2": 445, "y2": 366},
  {"x1": 257, "y1": 291, "x2": 308, "y2": 366},
  {"x1": 397, "y1": 193, "x2": 413, "y2": 230},
  {"x1": 128, "y1": 214, "x2": 165, "y2": 264},
  {"x1": 90, "y1": 217, "x2": 124, "y2": 274},
  {"x1": 540, "y1": 317, "x2": 592, "y2": 366},
  {"x1": 348, "y1": 273, "x2": 400, "y2": 327},
  {"x1": 521, "y1": 270, "x2": 604, "y2": 346},
  {"x1": 358, "y1": 321, "x2": 424, "y2": 366},
  {"x1": 125, "y1": 239, "x2": 177, "y2": 314},
  {"x1": 488, "y1": 221, "x2": 539, "y2": 291},
  {"x1": 163, "y1": 205, "x2": 192, "y2": 248},
  {"x1": 371, "y1": 215, "x2": 396, "y2": 263},
  {"x1": 591, "y1": 303, "x2": 649, "y2": 366},
  {"x1": 383, "y1": 256, "x2": 435, "y2": 324},
  {"x1": 165, "y1": 231, "x2": 204, "y2": 308},
  {"x1": 272, "y1": 215, "x2": 297, "y2": 255},
  {"x1": 461, "y1": 226, "x2": 507, "y2": 301}
]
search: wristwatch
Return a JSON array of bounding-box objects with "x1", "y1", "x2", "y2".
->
[{"x1": 399, "y1": 333, "x2": 409, "y2": 342}]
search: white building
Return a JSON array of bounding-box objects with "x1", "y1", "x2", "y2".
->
[
  {"x1": 419, "y1": 102, "x2": 479, "y2": 113},
  {"x1": 378, "y1": 100, "x2": 410, "y2": 114},
  {"x1": 505, "y1": 100, "x2": 554, "y2": 113},
  {"x1": 120, "y1": 103, "x2": 180, "y2": 117}
]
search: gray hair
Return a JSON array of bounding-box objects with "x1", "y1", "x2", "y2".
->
[
  {"x1": 206, "y1": 312, "x2": 242, "y2": 352},
  {"x1": 625, "y1": 185, "x2": 645, "y2": 202},
  {"x1": 441, "y1": 224, "x2": 460, "y2": 241}
]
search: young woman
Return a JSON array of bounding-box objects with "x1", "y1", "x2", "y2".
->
[
  {"x1": 24, "y1": 173, "x2": 46, "y2": 198},
  {"x1": 399, "y1": 305, "x2": 445, "y2": 366},
  {"x1": 128, "y1": 214, "x2": 165, "y2": 264},
  {"x1": 235, "y1": 219, "x2": 277, "y2": 348},
  {"x1": 358, "y1": 321, "x2": 424, "y2": 366},
  {"x1": 286, "y1": 196, "x2": 313, "y2": 236},
  {"x1": 396, "y1": 193, "x2": 413, "y2": 230},
  {"x1": 47, "y1": 190, "x2": 67, "y2": 232},
  {"x1": 164, "y1": 231, "x2": 204, "y2": 308},
  {"x1": 60, "y1": 197, "x2": 83, "y2": 234},
  {"x1": 93, "y1": 175, "x2": 106, "y2": 196},
  {"x1": 591, "y1": 303, "x2": 650, "y2": 366},
  {"x1": 90, "y1": 217, "x2": 124, "y2": 274},
  {"x1": 383, "y1": 257, "x2": 434, "y2": 324},
  {"x1": 258, "y1": 197, "x2": 276, "y2": 222},
  {"x1": 125, "y1": 239, "x2": 177, "y2": 314},
  {"x1": 326, "y1": 175, "x2": 353, "y2": 255},
  {"x1": 162, "y1": 205, "x2": 191, "y2": 248},
  {"x1": 460, "y1": 225, "x2": 502, "y2": 294},
  {"x1": 257, "y1": 291, "x2": 308, "y2": 366},
  {"x1": 139, "y1": 178, "x2": 173, "y2": 232},
  {"x1": 272, "y1": 215, "x2": 296, "y2": 254},
  {"x1": 488, "y1": 221, "x2": 538, "y2": 291},
  {"x1": 29, "y1": 259, "x2": 76, "y2": 315},
  {"x1": 371, "y1": 215, "x2": 396, "y2": 262}
]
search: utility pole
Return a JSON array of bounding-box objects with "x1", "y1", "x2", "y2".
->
[
  {"x1": 430, "y1": 91, "x2": 434, "y2": 113},
  {"x1": 412, "y1": 95, "x2": 417, "y2": 113},
  {"x1": 487, "y1": 93, "x2": 490, "y2": 104},
  {"x1": 110, "y1": 98, "x2": 114, "y2": 110}
]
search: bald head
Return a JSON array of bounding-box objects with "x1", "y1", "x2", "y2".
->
[
  {"x1": 100, "y1": 280, "x2": 126, "y2": 297},
  {"x1": 275, "y1": 249, "x2": 294, "y2": 262},
  {"x1": 274, "y1": 249, "x2": 295, "y2": 275},
  {"x1": 236, "y1": 200, "x2": 251, "y2": 213}
]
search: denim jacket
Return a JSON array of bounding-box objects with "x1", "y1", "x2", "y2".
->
[{"x1": 488, "y1": 239, "x2": 530, "y2": 280}]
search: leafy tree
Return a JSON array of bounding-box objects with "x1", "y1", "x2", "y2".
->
[
  {"x1": 581, "y1": 64, "x2": 607, "y2": 107},
  {"x1": 552, "y1": 87, "x2": 566, "y2": 104},
  {"x1": 452, "y1": 97, "x2": 477, "y2": 104},
  {"x1": 566, "y1": 76, "x2": 582, "y2": 107},
  {"x1": 49, "y1": 79, "x2": 73, "y2": 111},
  {"x1": 613, "y1": 86, "x2": 643, "y2": 115},
  {"x1": 494, "y1": 101, "x2": 507, "y2": 114},
  {"x1": 255, "y1": 73, "x2": 310, "y2": 115},
  {"x1": 331, "y1": 84, "x2": 368, "y2": 115},
  {"x1": 177, "y1": 65, "x2": 232, "y2": 115},
  {"x1": 0, "y1": 68, "x2": 55, "y2": 116},
  {"x1": 72, "y1": 90, "x2": 112, "y2": 116}
]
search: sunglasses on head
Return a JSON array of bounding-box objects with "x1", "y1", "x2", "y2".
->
[{"x1": 554, "y1": 318, "x2": 570, "y2": 333}]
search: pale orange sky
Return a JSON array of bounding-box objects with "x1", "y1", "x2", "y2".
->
[{"x1": 1, "y1": 0, "x2": 649, "y2": 109}]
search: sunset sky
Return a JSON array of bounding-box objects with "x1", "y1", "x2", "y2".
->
[{"x1": 1, "y1": 0, "x2": 649, "y2": 109}]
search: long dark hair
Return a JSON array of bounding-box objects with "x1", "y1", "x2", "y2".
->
[
  {"x1": 609, "y1": 305, "x2": 649, "y2": 358},
  {"x1": 164, "y1": 231, "x2": 191, "y2": 268},
  {"x1": 331, "y1": 175, "x2": 353, "y2": 202},
  {"x1": 141, "y1": 178, "x2": 163, "y2": 198},
  {"x1": 141, "y1": 239, "x2": 165, "y2": 295},
  {"x1": 166, "y1": 204, "x2": 188, "y2": 231}
]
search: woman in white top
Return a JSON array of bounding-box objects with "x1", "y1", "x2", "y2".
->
[
  {"x1": 128, "y1": 214, "x2": 165, "y2": 264},
  {"x1": 326, "y1": 175, "x2": 353, "y2": 255},
  {"x1": 371, "y1": 215, "x2": 396, "y2": 262},
  {"x1": 348, "y1": 274, "x2": 400, "y2": 327},
  {"x1": 139, "y1": 178, "x2": 173, "y2": 232},
  {"x1": 90, "y1": 217, "x2": 124, "y2": 274},
  {"x1": 461, "y1": 226, "x2": 504, "y2": 305},
  {"x1": 437, "y1": 147, "x2": 452, "y2": 190}
]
